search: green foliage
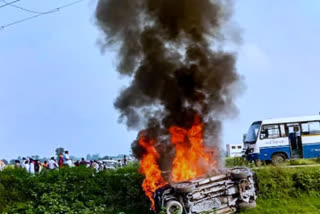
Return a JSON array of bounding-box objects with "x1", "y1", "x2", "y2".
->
[
  {"x1": 255, "y1": 167, "x2": 320, "y2": 199},
  {"x1": 288, "y1": 158, "x2": 319, "y2": 166},
  {"x1": 224, "y1": 157, "x2": 255, "y2": 168},
  {"x1": 0, "y1": 166, "x2": 151, "y2": 214},
  {"x1": 241, "y1": 196, "x2": 320, "y2": 214},
  {"x1": 1, "y1": 164, "x2": 320, "y2": 213}
]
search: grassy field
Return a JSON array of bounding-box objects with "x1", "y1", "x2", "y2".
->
[
  {"x1": 241, "y1": 196, "x2": 320, "y2": 214},
  {"x1": 241, "y1": 165, "x2": 320, "y2": 214}
]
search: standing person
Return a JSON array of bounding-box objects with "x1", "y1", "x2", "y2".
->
[
  {"x1": 37, "y1": 160, "x2": 43, "y2": 173},
  {"x1": 29, "y1": 159, "x2": 35, "y2": 174},
  {"x1": 48, "y1": 157, "x2": 58, "y2": 170},
  {"x1": 58, "y1": 154, "x2": 64, "y2": 168},
  {"x1": 14, "y1": 160, "x2": 21, "y2": 168},
  {"x1": 123, "y1": 155, "x2": 127, "y2": 166},
  {"x1": 34, "y1": 160, "x2": 40, "y2": 173},
  {"x1": 117, "y1": 160, "x2": 122, "y2": 168},
  {"x1": 0, "y1": 159, "x2": 5, "y2": 171},
  {"x1": 79, "y1": 158, "x2": 87, "y2": 166},
  {"x1": 42, "y1": 161, "x2": 49, "y2": 170},
  {"x1": 21, "y1": 157, "x2": 26, "y2": 169},
  {"x1": 91, "y1": 160, "x2": 99, "y2": 172},
  {"x1": 63, "y1": 151, "x2": 72, "y2": 167},
  {"x1": 24, "y1": 159, "x2": 30, "y2": 172}
]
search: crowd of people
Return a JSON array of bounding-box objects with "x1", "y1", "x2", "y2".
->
[{"x1": 0, "y1": 151, "x2": 128, "y2": 173}]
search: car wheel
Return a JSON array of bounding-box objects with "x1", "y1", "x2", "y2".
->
[
  {"x1": 166, "y1": 200, "x2": 183, "y2": 214},
  {"x1": 230, "y1": 167, "x2": 252, "y2": 179},
  {"x1": 272, "y1": 153, "x2": 286, "y2": 165}
]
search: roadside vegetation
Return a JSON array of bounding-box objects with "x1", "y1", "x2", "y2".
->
[
  {"x1": 0, "y1": 163, "x2": 151, "y2": 214},
  {"x1": 225, "y1": 157, "x2": 320, "y2": 167},
  {"x1": 0, "y1": 161, "x2": 320, "y2": 213},
  {"x1": 241, "y1": 167, "x2": 320, "y2": 214}
]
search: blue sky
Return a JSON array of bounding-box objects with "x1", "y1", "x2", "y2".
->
[{"x1": 1, "y1": 0, "x2": 320, "y2": 160}]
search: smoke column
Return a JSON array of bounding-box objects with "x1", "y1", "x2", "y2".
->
[{"x1": 96, "y1": 0, "x2": 240, "y2": 168}]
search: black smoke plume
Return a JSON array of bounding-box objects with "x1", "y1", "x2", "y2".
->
[{"x1": 96, "y1": 0, "x2": 240, "y2": 163}]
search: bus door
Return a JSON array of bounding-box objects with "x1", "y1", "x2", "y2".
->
[{"x1": 287, "y1": 123, "x2": 303, "y2": 159}]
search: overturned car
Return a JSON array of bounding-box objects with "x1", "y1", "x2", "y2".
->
[{"x1": 154, "y1": 167, "x2": 258, "y2": 214}]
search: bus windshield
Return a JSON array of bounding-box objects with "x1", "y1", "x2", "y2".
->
[{"x1": 245, "y1": 121, "x2": 262, "y2": 143}]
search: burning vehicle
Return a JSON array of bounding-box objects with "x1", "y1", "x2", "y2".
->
[
  {"x1": 154, "y1": 167, "x2": 258, "y2": 214},
  {"x1": 96, "y1": 0, "x2": 252, "y2": 213}
]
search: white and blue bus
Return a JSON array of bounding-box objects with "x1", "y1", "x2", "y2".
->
[{"x1": 243, "y1": 115, "x2": 320, "y2": 164}]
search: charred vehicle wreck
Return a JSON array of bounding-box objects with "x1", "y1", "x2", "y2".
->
[{"x1": 154, "y1": 167, "x2": 258, "y2": 214}]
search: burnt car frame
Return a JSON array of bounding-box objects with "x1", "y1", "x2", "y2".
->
[{"x1": 154, "y1": 167, "x2": 258, "y2": 214}]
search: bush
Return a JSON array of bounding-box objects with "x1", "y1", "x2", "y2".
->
[
  {"x1": 0, "y1": 166, "x2": 151, "y2": 214},
  {"x1": 225, "y1": 157, "x2": 255, "y2": 168},
  {"x1": 1, "y1": 164, "x2": 319, "y2": 213},
  {"x1": 255, "y1": 167, "x2": 320, "y2": 199}
]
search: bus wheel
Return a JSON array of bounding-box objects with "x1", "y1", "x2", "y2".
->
[{"x1": 272, "y1": 153, "x2": 286, "y2": 165}]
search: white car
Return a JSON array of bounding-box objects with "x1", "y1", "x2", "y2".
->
[
  {"x1": 102, "y1": 160, "x2": 121, "y2": 170},
  {"x1": 154, "y1": 167, "x2": 258, "y2": 214}
]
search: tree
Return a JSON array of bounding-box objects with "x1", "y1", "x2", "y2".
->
[{"x1": 55, "y1": 147, "x2": 64, "y2": 157}]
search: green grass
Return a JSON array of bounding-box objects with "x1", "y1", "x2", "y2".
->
[
  {"x1": 240, "y1": 166, "x2": 320, "y2": 214},
  {"x1": 225, "y1": 157, "x2": 320, "y2": 168},
  {"x1": 288, "y1": 158, "x2": 320, "y2": 166},
  {"x1": 241, "y1": 196, "x2": 320, "y2": 214}
]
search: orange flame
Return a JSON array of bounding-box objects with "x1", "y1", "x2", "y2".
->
[
  {"x1": 138, "y1": 115, "x2": 217, "y2": 208},
  {"x1": 170, "y1": 115, "x2": 216, "y2": 182},
  {"x1": 138, "y1": 132, "x2": 167, "y2": 210}
]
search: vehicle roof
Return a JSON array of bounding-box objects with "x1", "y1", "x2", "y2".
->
[{"x1": 261, "y1": 115, "x2": 320, "y2": 125}]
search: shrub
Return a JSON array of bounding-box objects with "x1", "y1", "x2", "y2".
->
[
  {"x1": 224, "y1": 157, "x2": 255, "y2": 168},
  {"x1": 0, "y1": 166, "x2": 151, "y2": 214},
  {"x1": 0, "y1": 164, "x2": 319, "y2": 213},
  {"x1": 255, "y1": 167, "x2": 320, "y2": 199}
]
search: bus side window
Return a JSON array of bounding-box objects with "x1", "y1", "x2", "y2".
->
[
  {"x1": 309, "y1": 121, "x2": 320, "y2": 134},
  {"x1": 301, "y1": 123, "x2": 309, "y2": 135},
  {"x1": 280, "y1": 124, "x2": 286, "y2": 137},
  {"x1": 260, "y1": 125, "x2": 280, "y2": 139}
]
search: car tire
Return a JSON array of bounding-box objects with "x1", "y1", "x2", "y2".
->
[
  {"x1": 272, "y1": 153, "x2": 286, "y2": 165},
  {"x1": 238, "y1": 201, "x2": 257, "y2": 210},
  {"x1": 166, "y1": 200, "x2": 183, "y2": 214},
  {"x1": 230, "y1": 167, "x2": 252, "y2": 179}
]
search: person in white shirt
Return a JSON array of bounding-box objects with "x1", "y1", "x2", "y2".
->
[
  {"x1": 24, "y1": 159, "x2": 30, "y2": 172},
  {"x1": 21, "y1": 158, "x2": 26, "y2": 169},
  {"x1": 91, "y1": 161, "x2": 99, "y2": 172},
  {"x1": 63, "y1": 151, "x2": 73, "y2": 167},
  {"x1": 48, "y1": 157, "x2": 58, "y2": 170},
  {"x1": 29, "y1": 159, "x2": 35, "y2": 174}
]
